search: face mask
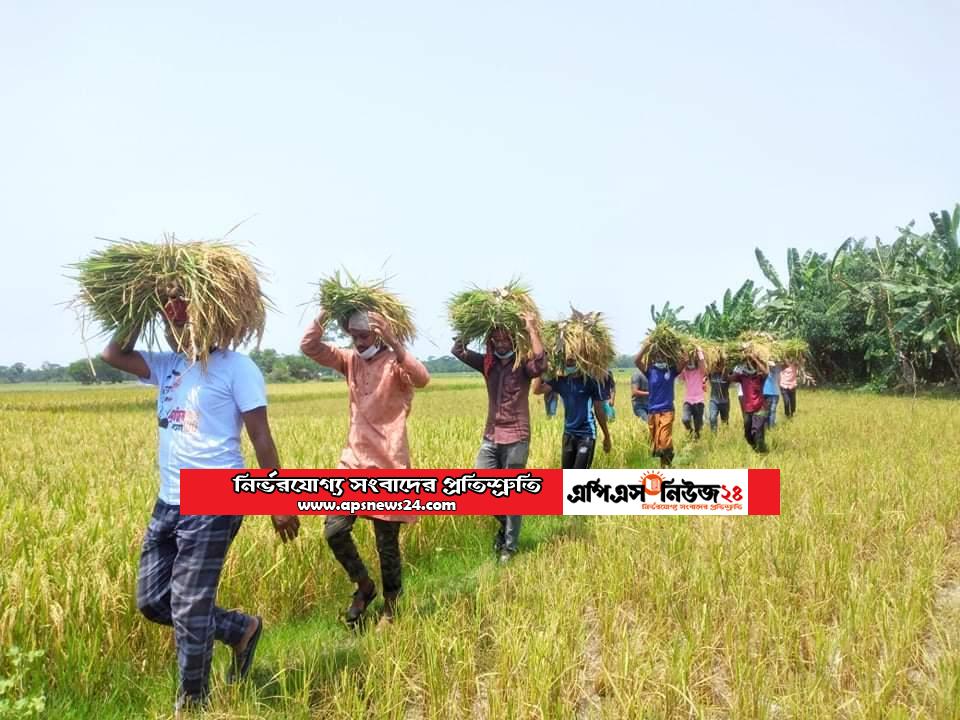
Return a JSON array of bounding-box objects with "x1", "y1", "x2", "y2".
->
[
  {"x1": 564, "y1": 365, "x2": 578, "y2": 375},
  {"x1": 686, "y1": 362, "x2": 696, "y2": 370},
  {"x1": 494, "y1": 349, "x2": 515, "y2": 360},
  {"x1": 357, "y1": 341, "x2": 381, "y2": 360},
  {"x1": 653, "y1": 362, "x2": 668, "y2": 370}
]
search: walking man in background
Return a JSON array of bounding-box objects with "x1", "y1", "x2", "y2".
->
[{"x1": 452, "y1": 313, "x2": 545, "y2": 563}]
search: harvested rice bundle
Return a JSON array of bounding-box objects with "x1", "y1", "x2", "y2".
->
[
  {"x1": 541, "y1": 320, "x2": 561, "y2": 376},
  {"x1": 447, "y1": 280, "x2": 541, "y2": 368},
  {"x1": 777, "y1": 338, "x2": 810, "y2": 366},
  {"x1": 636, "y1": 323, "x2": 690, "y2": 368},
  {"x1": 70, "y1": 235, "x2": 269, "y2": 368},
  {"x1": 696, "y1": 338, "x2": 726, "y2": 372},
  {"x1": 727, "y1": 332, "x2": 809, "y2": 370},
  {"x1": 315, "y1": 271, "x2": 416, "y2": 344},
  {"x1": 727, "y1": 332, "x2": 778, "y2": 371},
  {"x1": 543, "y1": 307, "x2": 615, "y2": 382}
]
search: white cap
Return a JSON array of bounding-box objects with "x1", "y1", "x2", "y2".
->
[{"x1": 347, "y1": 310, "x2": 370, "y2": 331}]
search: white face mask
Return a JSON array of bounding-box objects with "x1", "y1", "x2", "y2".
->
[{"x1": 357, "y1": 341, "x2": 381, "y2": 360}]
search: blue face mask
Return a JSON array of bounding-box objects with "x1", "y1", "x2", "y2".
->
[
  {"x1": 564, "y1": 365, "x2": 578, "y2": 375},
  {"x1": 494, "y1": 349, "x2": 515, "y2": 360},
  {"x1": 653, "y1": 361, "x2": 669, "y2": 370}
]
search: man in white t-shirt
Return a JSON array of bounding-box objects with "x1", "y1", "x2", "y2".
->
[{"x1": 101, "y1": 297, "x2": 299, "y2": 714}]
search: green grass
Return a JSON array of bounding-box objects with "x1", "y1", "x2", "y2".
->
[{"x1": 2, "y1": 375, "x2": 960, "y2": 718}]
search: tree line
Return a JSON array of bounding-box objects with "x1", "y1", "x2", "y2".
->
[
  {"x1": 6, "y1": 205, "x2": 957, "y2": 390},
  {"x1": 666, "y1": 203, "x2": 959, "y2": 390}
]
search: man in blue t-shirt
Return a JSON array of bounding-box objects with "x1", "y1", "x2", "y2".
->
[
  {"x1": 534, "y1": 361, "x2": 611, "y2": 469},
  {"x1": 101, "y1": 296, "x2": 298, "y2": 713},
  {"x1": 634, "y1": 342, "x2": 678, "y2": 468}
]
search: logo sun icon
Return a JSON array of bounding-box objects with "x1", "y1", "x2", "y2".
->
[{"x1": 642, "y1": 471, "x2": 665, "y2": 496}]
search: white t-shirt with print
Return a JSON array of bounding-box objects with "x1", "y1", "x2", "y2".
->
[{"x1": 140, "y1": 350, "x2": 267, "y2": 505}]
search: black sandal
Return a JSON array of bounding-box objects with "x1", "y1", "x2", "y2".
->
[
  {"x1": 227, "y1": 615, "x2": 262, "y2": 684},
  {"x1": 346, "y1": 585, "x2": 377, "y2": 625}
]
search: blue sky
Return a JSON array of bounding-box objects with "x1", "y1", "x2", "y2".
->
[{"x1": 2, "y1": 1, "x2": 958, "y2": 366}]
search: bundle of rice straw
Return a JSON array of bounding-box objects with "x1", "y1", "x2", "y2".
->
[
  {"x1": 447, "y1": 280, "x2": 541, "y2": 368},
  {"x1": 696, "y1": 338, "x2": 726, "y2": 372},
  {"x1": 542, "y1": 307, "x2": 615, "y2": 382},
  {"x1": 316, "y1": 270, "x2": 416, "y2": 345},
  {"x1": 726, "y1": 331, "x2": 790, "y2": 371},
  {"x1": 70, "y1": 235, "x2": 269, "y2": 368},
  {"x1": 777, "y1": 338, "x2": 810, "y2": 366},
  {"x1": 636, "y1": 323, "x2": 690, "y2": 368}
]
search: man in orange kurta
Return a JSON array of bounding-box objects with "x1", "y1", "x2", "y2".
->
[{"x1": 301, "y1": 308, "x2": 430, "y2": 624}]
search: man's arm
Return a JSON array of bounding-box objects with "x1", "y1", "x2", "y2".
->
[
  {"x1": 631, "y1": 383, "x2": 649, "y2": 399},
  {"x1": 101, "y1": 326, "x2": 150, "y2": 379},
  {"x1": 369, "y1": 312, "x2": 430, "y2": 388},
  {"x1": 242, "y1": 406, "x2": 299, "y2": 543},
  {"x1": 300, "y1": 312, "x2": 349, "y2": 375},
  {"x1": 451, "y1": 338, "x2": 485, "y2": 373},
  {"x1": 521, "y1": 314, "x2": 548, "y2": 378},
  {"x1": 594, "y1": 399, "x2": 612, "y2": 453},
  {"x1": 633, "y1": 340, "x2": 650, "y2": 371},
  {"x1": 524, "y1": 312, "x2": 544, "y2": 357},
  {"x1": 532, "y1": 377, "x2": 553, "y2": 396}
]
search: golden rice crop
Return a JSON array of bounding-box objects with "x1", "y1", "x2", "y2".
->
[
  {"x1": 69, "y1": 235, "x2": 269, "y2": 369},
  {"x1": 447, "y1": 280, "x2": 541, "y2": 368},
  {"x1": 542, "y1": 307, "x2": 615, "y2": 381},
  {"x1": 315, "y1": 271, "x2": 416, "y2": 344}
]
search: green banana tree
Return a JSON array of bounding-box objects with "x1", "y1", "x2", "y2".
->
[{"x1": 692, "y1": 280, "x2": 760, "y2": 340}]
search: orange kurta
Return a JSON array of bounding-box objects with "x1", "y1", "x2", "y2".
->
[{"x1": 300, "y1": 320, "x2": 430, "y2": 522}]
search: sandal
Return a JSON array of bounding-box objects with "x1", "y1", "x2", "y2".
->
[
  {"x1": 227, "y1": 615, "x2": 262, "y2": 683},
  {"x1": 345, "y1": 584, "x2": 377, "y2": 625}
]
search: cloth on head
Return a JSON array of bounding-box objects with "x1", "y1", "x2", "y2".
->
[{"x1": 347, "y1": 311, "x2": 370, "y2": 331}]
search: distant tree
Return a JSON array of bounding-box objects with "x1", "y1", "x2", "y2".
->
[
  {"x1": 67, "y1": 358, "x2": 131, "y2": 384},
  {"x1": 423, "y1": 355, "x2": 470, "y2": 373}
]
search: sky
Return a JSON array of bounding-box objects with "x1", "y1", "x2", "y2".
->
[{"x1": 2, "y1": 1, "x2": 959, "y2": 367}]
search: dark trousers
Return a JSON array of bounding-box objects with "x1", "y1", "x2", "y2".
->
[
  {"x1": 324, "y1": 516, "x2": 403, "y2": 596},
  {"x1": 781, "y1": 387, "x2": 797, "y2": 417},
  {"x1": 743, "y1": 409, "x2": 769, "y2": 452},
  {"x1": 561, "y1": 433, "x2": 596, "y2": 469},
  {"x1": 137, "y1": 500, "x2": 250, "y2": 707},
  {"x1": 682, "y1": 402, "x2": 705, "y2": 437}
]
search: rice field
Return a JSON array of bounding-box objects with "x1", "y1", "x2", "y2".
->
[{"x1": 2, "y1": 373, "x2": 960, "y2": 719}]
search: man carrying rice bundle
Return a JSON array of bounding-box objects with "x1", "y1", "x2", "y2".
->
[
  {"x1": 707, "y1": 358, "x2": 732, "y2": 433},
  {"x1": 727, "y1": 339, "x2": 772, "y2": 453},
  {"x1": 533, "y1": 310, "x2": 614, "y2": 469},
  {"x1": 679, "y1": 347, "x2": 707, "y2": 440},
  {"x1": 78, "y1": 238, "x2": 298, "y2": 715},
  {"x1": 634, "y1": 325, "x2": 685, "y2": 468},
  {"x1": 449, "y1": 282, "x2": 546, "y2": 563},
  {"x1": 764, "y1": 361, "x2": 782, "y2": 428},
  {"x1": 300, "y1": 273, "x2": 429, "y2": 627},
  {"x1": 533, "y1": 362, "x2": 611, "y2": 469},
  {"x1": 780, "y1": 360, "x2": 799, "y2": 418},
  {"x1": 777, "y1": 341, "x2": 809, "y2": 418}
]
